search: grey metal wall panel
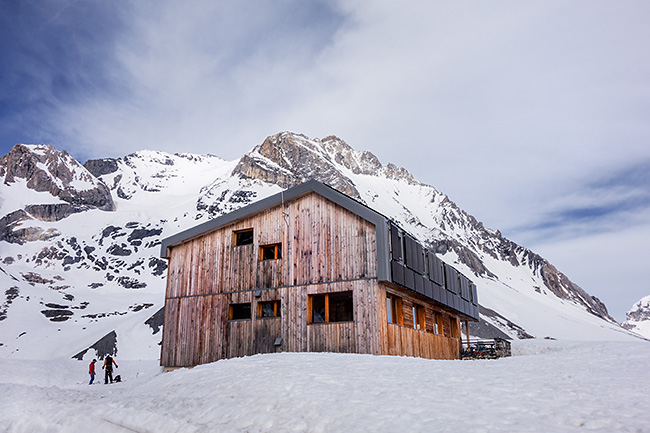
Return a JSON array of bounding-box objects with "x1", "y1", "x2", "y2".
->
[
  {"x1": 439, "y1": 288, "x2": 447, "y2": 305},
  {"x1": 428, "y1": 254, "x2": 444, "y2": 286},
  {"x1": 390, "y1": 224, "x2": 402, "y2": 262},
  {"x1": 391, "y1": 261, "x2": 405, "y2": 286},
  {"x1": 404, "y1": 235, "x2": 415, "y2": 270},
  {"x1": 404, "y1": 267, "x2": 415, "y2": 291},
  {"x1": 403, "y1": 235, "x2": 411, "y2": 268},
  {"x1": 444, "y1": 264, "x2": 458, "y2": 294},
  {"x1": 448, "y1": 294, "x2": 456, "y2": 310},
  {"x1": 432, "y1": 284, "x2": 442, "y2": 303},
  {"x1": 415, "y1": 274, "x2": 425, "y2": 295},
  {"x1": 424, "y1": 279, "x2": 433, "y2": 299},
  {"x1": 471, "y1": 283, "x2": 478, "y2": 305},
  {"x1": 467, "y1": 304, "x2": 478, "y2": 320},
  {"x1": 414, "y1": 242, "x2": 425, "y2": 274},
  {"x1": 459, "y1": 274, "x2": 470, "y2": 301}
]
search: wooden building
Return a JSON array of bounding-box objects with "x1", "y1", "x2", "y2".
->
[{"x1": 159, "y1": 180, "x2": 479, "y2": 368}]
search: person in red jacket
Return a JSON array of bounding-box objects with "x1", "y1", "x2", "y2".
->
[
  {"x1": 102, "y1": 355, "x2": 118, "y2": 384},
  {"x1": 88, "y1": 359, "x2": 97, "y2": 385}
]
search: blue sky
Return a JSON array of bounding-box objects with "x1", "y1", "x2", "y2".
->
[{"x1": 1, "y1": 0, "x2": 649, "y2": 321}]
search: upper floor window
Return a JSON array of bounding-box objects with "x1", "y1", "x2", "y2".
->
[
  {"x1": 309, "y1": 291, "x2": 354, "y2": 323},
  {"x1": 234, "y1": 229, "x2": 254, "y2": 246},
  {"x1": 259, "y1": 243, "x2": 282, "y2": 260}
]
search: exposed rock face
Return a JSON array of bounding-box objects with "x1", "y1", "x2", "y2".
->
[
  {"x1": 24, "y1": 204, "x2": 89, "y2": 222},
  {"x1": 0, "y1": 210, "x2": 61, "y2": 244},
  {"x1": 1, "y1": 144, "x2": 115, "y2": 211},
  {"x1": 145, "y1": 307, "x2": 165, "y2": 334},
  {"x1": 0, "y1": 144, "x2": 116, "y2": 244},
  {"x1": 625, "y1": 297, "x2": 650, "y2": 322},
  {"x1": 83, "y1": 158, "x2": 119, "y2": 177},
  {"x1": 233, "y1": 132, "x2": 420, "y2": 200},
  {"x1": 622, "y1": 296, "x2": 650, "y2": 338},
  {"x1": 72, "y1": 330, "x2": 118, "y2": 360}
]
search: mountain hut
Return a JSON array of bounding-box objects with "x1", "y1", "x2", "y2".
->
[{"x1": 159, "y1": 180, "x2": 479, "y2": 369}]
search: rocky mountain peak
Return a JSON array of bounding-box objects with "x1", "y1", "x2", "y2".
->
[
  {"x1": 0, "y1": 144, "x2": 116, "y2": 244},
  {"x1": 1, "y1": 144, "x2": 115, "y2": 212},
  {"x1": 233, "y1": 132, "x2": 420, "y2": 199},
  {"x1": 622, "y1": 295, "x2": 650, "y2": 338}
]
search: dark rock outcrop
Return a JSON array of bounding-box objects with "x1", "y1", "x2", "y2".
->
[
  {"x1": 145, "y1": 307, "x2": 165, "y2": 334},
  {"x1": 83, "y1": 158, "x2": 119, "y2": 177},
  {"x1": 72, "y1": 330, "x2": 117, "y2": 360}
]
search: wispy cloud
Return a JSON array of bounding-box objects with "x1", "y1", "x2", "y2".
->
[
  {"x1": 2, "y1": 0, "x2": 650, "y2": 320},
  {"x1": 512, "y1": 159, "x2": 650, "y2": 244}
]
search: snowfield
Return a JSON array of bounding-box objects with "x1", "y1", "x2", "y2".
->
[{"x1": 1, "y1": 340, "x2": 649, "y2": 433}]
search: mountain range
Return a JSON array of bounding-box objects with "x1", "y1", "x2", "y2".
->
[{"x1": 0, "y1": 131, "x2": 646, "y2": 361}]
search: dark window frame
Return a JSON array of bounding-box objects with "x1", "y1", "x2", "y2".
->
[
  {"x1": 234, "y1": 229, "x2": 254, "y2": 246},
  {"x1": 229, "y1": 303, "x2": 252, "y2": 321}
]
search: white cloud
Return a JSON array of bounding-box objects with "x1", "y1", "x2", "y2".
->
[{"x1": 41, "y1": 0, "x2": 650, "y2": 320}]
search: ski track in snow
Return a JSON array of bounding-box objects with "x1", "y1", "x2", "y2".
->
[{"x1": 1, "y1": 340, "x2": 649, "y2": 433}]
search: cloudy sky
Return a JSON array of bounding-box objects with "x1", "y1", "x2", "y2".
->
[{"x1": 2, "y1": 0, "x2": 649, "y2": 322}]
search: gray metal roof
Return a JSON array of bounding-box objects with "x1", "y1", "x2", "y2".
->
[{"x1": 159, "y1": 180, "x2": 392, "y2": 281}]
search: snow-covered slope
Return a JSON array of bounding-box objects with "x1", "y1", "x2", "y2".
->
[
  {"x1": 622, "y1": 295, "x2": 650, "y2": 339},
  {"x1": 0, "y1": 132, "x2": 642, "y2": 362},
  {"x1": 1, "y1": 340, "x2": 649, "y2": 433}
]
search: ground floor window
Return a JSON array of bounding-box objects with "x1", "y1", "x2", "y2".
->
[
  {"x1": 258, "y1": 300, "x2": 281, "y2": 318},
  {"x1": 259, "y1": 243, "x2": 282, "y2": 260},
  {"x1": 412, "y1": 304, "x2": 425, "y2": 330},
  {"x1": 449, "y1": 317, "x2": 459, "y2": 338},
  {"x1": 229, "y1": 303, "x2": 251, "y2": 320},
  {"x1": 386, "y1": 293, "x2": 403, "y2": 325},
  {"x1": 433, "y1": 311, "x2": 443, "y2": 335},
  {"x1": 309, "y1": 291, "x2": 354, "y2": 323}
]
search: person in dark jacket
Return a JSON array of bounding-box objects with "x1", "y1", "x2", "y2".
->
[
  {"x1": 102, "y1": 355, "x2": 118, "y2": 384},
  {"x1": 89, "y1": 359, "x2": 97, "y2": 385}
]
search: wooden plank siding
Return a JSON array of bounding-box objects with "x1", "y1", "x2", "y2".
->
[
  {"x1": 378, "y1": 283, "x2": 462, "y2": 360},
  {"x1": 161, "y1": 192, "x2": 381, "y2": 366},
  {"x1": 161, "y1": 191, "x2": 463, "y2": 367}
]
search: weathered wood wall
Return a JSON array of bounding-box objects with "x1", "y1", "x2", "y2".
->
[
  {"x1": 162, "y1": 192, "x2": 380, "y2": 367},
  {"x1": 161, "y1": 191, "x2": 464, "y2": 367},
  {"x1": 378, "y1": 283, "x2": 462, "y2": 360}
]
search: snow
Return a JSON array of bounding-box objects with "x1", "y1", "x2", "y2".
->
[
  {"x1": 1, "y1": 340, "x2": 649, "y2": 433},
  {"x1": 0, "y1": 178, "x2": 67, "y2": 211}
]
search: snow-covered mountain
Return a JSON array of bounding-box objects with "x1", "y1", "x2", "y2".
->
[
  {"x1": 0, "y1": 132, "x2": 641, "y2": 361},
  {"x1": 622, "y1": 295, "x2": 650, "y2": 339}
]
